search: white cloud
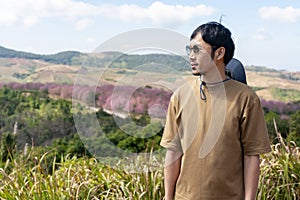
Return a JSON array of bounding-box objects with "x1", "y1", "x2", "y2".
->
[
  {"x1": 111, "y1": 2, "x2": 216, "y2": 26},
  {"x1": 0, "y1": 1, "x2": 19, "y2": 26},
  {"x1": 259, "y1": 6, "x2": 300, "y2": 22},
  {"x1": 0, "y1": 0, "x2": 216, "y2": 29},
  {"x1": 150, "y1": 2, "x2": 215, "y2": 26},
  {"x1": 75, "y1": 18, "x2": 93, "y2": 30},
  {"x1": 0, "y1": 0, "x2": 99, "y2": 28},
  {"x1": 23, "y1": 16, "x2": 39, "y2": 28},
  {"x1": 252, "y1": 28, "x2": 272, "y2": 41},
  {"x1": 87, "y1": 37, "x2": 96, "y2": 43}
]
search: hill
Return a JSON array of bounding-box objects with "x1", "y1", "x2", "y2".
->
[
  {"x1": 0, "y1": 45, "x2": 84, "y2": 65},
  {"x1": 245, "y1": 66, "x2": 300, "y2": 102},
  {"x1": 0, "y1": 45, "x2": 189, "y2": 70},
  {"x1": 0, "y1": 45, "x2": 299, "y2": 102}
]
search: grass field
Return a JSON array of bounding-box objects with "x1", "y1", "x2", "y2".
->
[{"x1": 0, "y1": 141, "x2": 299, "y2": 199}]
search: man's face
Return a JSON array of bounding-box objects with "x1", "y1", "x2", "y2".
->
[{"x1": 188, "y1": 33, "x2": 215, "y2": 76}]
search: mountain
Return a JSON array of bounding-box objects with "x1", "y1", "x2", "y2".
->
[
  {"x1": 0, "y1": 45, "x2": 190, "y2": 70},
  {"x1": 0, "y1": 45, "x2": 299, "y2": 102},
  {"x1": 0, "y1": 45, "x2": 83, "y2": 65}
]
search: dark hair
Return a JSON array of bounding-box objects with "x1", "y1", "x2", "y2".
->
[{"x1": 190, "y1": 21, "x2": 235, "y2": 65}]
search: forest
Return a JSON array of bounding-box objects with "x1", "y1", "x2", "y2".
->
[
  {"x1": 0, "y1": 85, "x2": 167, "y2": 159},
  {"x1": 0, "y1": 82, "x2": 299, "y2": 199},
  {"x1": 0, "y1": 82, "x2": 299, "y2": 150}
]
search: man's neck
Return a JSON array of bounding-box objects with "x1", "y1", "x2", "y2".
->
[{"x1": 201, "y1": 69, "x2": 227, "y2": 84}]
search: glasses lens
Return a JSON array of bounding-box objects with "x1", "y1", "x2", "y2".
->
[
  {"x1": 185, "y1": 45, "x2": 191, "y2": 55},
  {"x1": 193, "y1": 45, "x2": 200, "y2": 54},
  {"x1": 186, "y1": 45, "x2": 201, "y2": 55}
]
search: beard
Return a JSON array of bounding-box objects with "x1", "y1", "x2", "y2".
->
[{"x1": 192, "y1": 71, "x2": 201, "y2": 76}]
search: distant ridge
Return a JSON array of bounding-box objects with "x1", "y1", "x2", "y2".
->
[
  {"x1": 0, "y1": 45, "x2": 191, "y2": 71},
  {"x1": 0, "y1": 45, "x2": 299, "y2": 102},
  {"x1": 0, "y1": 45, "x2": 298, "y2": 76},
  {"x1": 0, "y1": 45, "x2": 83, "y2": 65}
]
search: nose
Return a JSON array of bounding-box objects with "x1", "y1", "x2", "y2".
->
[{"x1": 189, "y1": 51, "x2": 196, "y2": 61}]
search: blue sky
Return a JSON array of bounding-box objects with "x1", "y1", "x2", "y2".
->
[{"x1": 0, "y1": 0, "x2": 300, "y2": 71}]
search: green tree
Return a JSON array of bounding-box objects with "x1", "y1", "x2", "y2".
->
[
  {"x1": 287, "y1": 110, "x2": 300, "y2": 146},
  {"x1": 265, "y1": 111, "x2": 289, "y2": 143},
  {"x1": 1, "y1": 132, "x2": 16, "y2": 162}
]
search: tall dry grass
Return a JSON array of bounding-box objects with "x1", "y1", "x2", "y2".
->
[
  {"x1": 257, "y1": 119, "x2": 300, "y2": 200},
  {"x1": 0, "y1": 151, "x2": 164, "y2": 200},
  {"x1": 0, "y1": 120, "x2": 299, "y2": 199}
]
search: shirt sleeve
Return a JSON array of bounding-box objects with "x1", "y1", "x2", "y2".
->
[
  {"x1": 160, "y1": 94, "x2": 183, "y2": 153},
  {"x1": 240, "y1": 96, "x2": 272, "y2": 155}
]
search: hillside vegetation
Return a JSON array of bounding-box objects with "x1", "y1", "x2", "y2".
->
[
  {"x1": 0, "y1": 45, "x2": 299, "y2": 103},
  {"x1": 0, "y1": 86, "x2": 299, "y2": 199},
  {"x1": 0, "y1": 44, "x2": 299, "y2": 198}
]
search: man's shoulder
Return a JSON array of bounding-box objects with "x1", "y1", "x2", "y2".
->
[
  {"x1": 227, "y1": 79, "x2": 256, "y2": 95},
  {"x1": 173, "y1": 76, "x2": 198, "y2": 95},
  {"x1": 226, "y1": 79, "x2": 259, "y2": 100}
]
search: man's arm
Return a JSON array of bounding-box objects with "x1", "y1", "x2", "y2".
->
[
  {"x1": 244, "y1": 155, "x2": 260, "y2": 200},
  {"x1": 164, "y1": 150, "x2": 182, "y2": 200}
]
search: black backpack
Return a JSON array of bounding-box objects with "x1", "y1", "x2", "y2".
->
[{"x1": 225, "y1": 58, "x2": 247, "y2": 84}]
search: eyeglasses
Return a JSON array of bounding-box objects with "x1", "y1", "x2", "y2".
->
[
  {"x1": 185, "y1": 45, "x2": 202, "y2": 56},
  {"x1": 186, "y1": 44, "x2": 217, "y2": 56}
]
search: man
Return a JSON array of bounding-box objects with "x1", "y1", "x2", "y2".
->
[{"x1": 160, "y1": 22, "x2": 271, "y2": 200}]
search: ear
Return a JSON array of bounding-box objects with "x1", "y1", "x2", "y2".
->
[{"x1": 215, "y1": 47, "x2": 225, "y2": 60}]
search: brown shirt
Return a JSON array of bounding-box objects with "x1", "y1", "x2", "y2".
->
[{"x1": 160, "y1": 77, "x2": 271, "y2": 200}]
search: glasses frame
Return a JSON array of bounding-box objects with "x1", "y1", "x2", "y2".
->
[
  {"x1": 186, "y1": 44, "x2": 218, "y2": 56},
  {"x1": 185, "y1": 44, "x2": 202, "y2": 56}
]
